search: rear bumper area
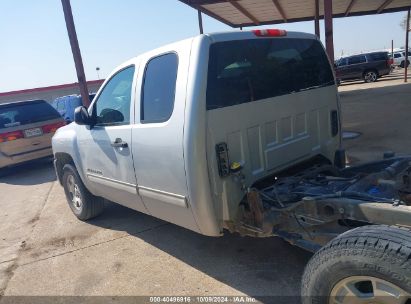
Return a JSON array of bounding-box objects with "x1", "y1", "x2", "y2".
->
[{"x1": 0, "y1": 146, "x2": 53, "y2": 169}]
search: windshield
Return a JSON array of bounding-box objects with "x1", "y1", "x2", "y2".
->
[
  {"x1": 0, "y1": 100, "x2": 61, "y2": 128},
  {"x1": 206, "y1": 38, "x2": 334, "y2": 110}
]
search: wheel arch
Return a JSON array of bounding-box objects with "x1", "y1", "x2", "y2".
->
[
  {"x1": 363, "y1": 68, "x2": 379, "y2": 77},
  {"x1": 54, "y1": 152, "x2": 75, "y2": 185}
]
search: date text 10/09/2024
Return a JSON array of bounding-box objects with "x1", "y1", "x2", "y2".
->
[{"x1": 149, "y1": 297, "x2": 257, "y2": 303}]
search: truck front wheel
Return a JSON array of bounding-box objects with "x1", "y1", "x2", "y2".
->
[
  {"x1": 301, "y1": 225, "x2": 411, "y2": 304},
  {"x1": 62, "y1": 164, "x2": 104, "y2": 220}
]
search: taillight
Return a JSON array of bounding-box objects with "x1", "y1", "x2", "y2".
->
[
  {"x1": 42, "y1": 121, "x2": 66, "y2": 134},
  {"x1": 0, "y1": 130, "x2": 24, "y2": 143},
  {"x1": 252, "y1": 29, "x2": 287, "y2": 37},
  {"x1": 331, "y1": 110, "x2": 339, "y2": 137},
  {"x1": 388, "y1": 59, "x2": 393, "y2": 65}
]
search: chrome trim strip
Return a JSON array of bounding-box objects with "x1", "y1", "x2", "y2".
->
[
  {"x1": 86, "y1": 173, "x2": 137, "y2": 188},
  {"x1": 138, "y1": 186, "x2": 187, "y2": 208}
]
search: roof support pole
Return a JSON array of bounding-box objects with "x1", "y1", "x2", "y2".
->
[
  {"x1": 324, "y1": 0, "x2": 334, "y2": 63},
  {"x1": 314, "y1": 0, "x2": 320, "y2": 38},
  {"x1": 405, "y1": 7, "x2": 410, "y2": 83},
  {"x1": 61, "y1": 0, "x2": 90, "y2": 108},
  {"x1": 198, "y1": 10, "x2": 204, "y2": 34}
]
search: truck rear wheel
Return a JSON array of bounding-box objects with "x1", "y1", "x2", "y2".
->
[
  {"x1": 301, "y1": 225, "x2": 411, "y2": 304},
  {"x1": 62, "y1": 164, "x2": 104, "y2": 220}
]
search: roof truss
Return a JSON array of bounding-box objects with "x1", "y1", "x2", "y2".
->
[{"x1": 179, "y1": 0, "x2": 411, "y2": 28}]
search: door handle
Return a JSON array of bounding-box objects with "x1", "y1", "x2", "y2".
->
[{"x1": 111, "y1": 138, "x2": 128, "y2": 148}]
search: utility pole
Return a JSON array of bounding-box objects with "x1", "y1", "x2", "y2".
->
[
  {"x1": 314, "y1": 0, "x2": 320, "y2": 38},
  {"x1": 96, "y1": 67, "x2": 100, "y2": 80},
  {"x1": 405, "y1": 7, "x2": 410, "y2": 83},
  {"x1": 324, "y1": 0, "x2": 334, "y2": 63},
  {"x1": 391, "y1": 39, "x2": 394, "y2": 59},
  {"x1": 61, "y1": 0, "x2": 91, "y2": 107}
]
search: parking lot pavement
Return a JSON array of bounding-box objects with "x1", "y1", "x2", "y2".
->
[
  {"x1": 0, "y1": 161, "x2": 310, "y2": 299},
  {"x1": 0, "y1": 159, "x2": 56, "y2": 294},
  {"x1": 339, "y1": 68, "x2": 411, "y2": 162}
]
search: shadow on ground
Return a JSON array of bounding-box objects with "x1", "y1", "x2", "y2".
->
[
  {"x1": 87, "y1": 202, "x2": 312, "y2": 302},
  {"x1": 339, "y1": 68, "x2": 408, "y2": 87},
  {"x1": 0, "y1": 158, "x2": 56, "y2": 186}
]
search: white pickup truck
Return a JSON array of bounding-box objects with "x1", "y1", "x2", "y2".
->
[{"x1": 52, "y1": 30, "x2": 411, "y2": 303}]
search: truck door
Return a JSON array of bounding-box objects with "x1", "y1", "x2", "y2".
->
[
  {"x1": 77, "y1": 65, "x2": 147, "y2": 213},
  {"x1": 131, "y1": 43, "x2": 200, "y2": 233}
]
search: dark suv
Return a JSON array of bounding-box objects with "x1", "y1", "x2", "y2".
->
[{"x1": 335, "y1": 51, "x2": 391, "y2": 83}]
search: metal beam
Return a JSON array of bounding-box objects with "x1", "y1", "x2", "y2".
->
[
  {"x1": 405, "y1": 7, "x2": 410, "y2": 83},
  {"x1": 61, "y1": 0, "x2": 90, "y2": 108},
  {"x1": 228, "y1": 0, "x2": 260, "y2": 25},
  {"x1": 314, "y1": 0, "x2": 320, "y2": 38},
  {"x1": 345, "y1": 0, "x2": 357, "y2": 16},
  {"x1": 324, "y1": 0, "x2": 334, "y2": 63},
  {"x1": 272, "y1": 0, "x2": 287, "y2": 22},
  {"x1": 377, "y1": 0, "x2": 394, "y2": 13},
  {"x1": 198, "y1": 10, "x2": 204, "y2": 34},
  {"x1": 181, "y1": 0, "x2": 235, "y2": 27}
]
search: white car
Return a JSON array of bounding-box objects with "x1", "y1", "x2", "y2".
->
[{"x1": 391, "y1": 51, "x2": 410, "y2": 68}]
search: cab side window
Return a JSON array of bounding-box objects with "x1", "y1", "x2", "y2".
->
[
  {"x1": 94, "y1": 66, "x2": 135, "y2": 126},
  {"x1": 141, "y1": 53, "x2": 178, "y2": 123}
]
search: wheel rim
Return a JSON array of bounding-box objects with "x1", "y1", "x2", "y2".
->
[
  {"x1": 66, "y1": 174, "x2": 82, "y2": 211},
  {"x1": 330, "y1": 276, "x2": 410, "y2": 304},
  {"x1": 365, "y1": 72, "x2": 377, "y2": 82}
]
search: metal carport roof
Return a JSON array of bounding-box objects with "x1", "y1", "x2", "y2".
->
[{"x1": 179, "y1": 0, "x2": 411, "y2": 28}]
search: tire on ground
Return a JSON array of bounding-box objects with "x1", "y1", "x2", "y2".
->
[
  {"x1": 363, "y1": 70, "x2": 378, "y2": 83},
  {"x1": 400, "y1": 60, "x2": 410, "y2": 68},
  {"x1": 62, "y1": 164, "x2": 104, "y2": 220},
  {"x1": 301, "y1": 225, "x2": 411, "y2": 304}
]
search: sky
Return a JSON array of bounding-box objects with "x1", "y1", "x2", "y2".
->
[{"x1": 0, "y1": 0, "x2": 409, "y2": 92}]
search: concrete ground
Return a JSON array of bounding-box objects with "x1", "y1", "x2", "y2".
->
[
  {"x1": 340, "y1": 68, "x2": 411, "y2": 162},
  {"x1": 0, "y1": 68, "x2": 410, "y2": 302}
]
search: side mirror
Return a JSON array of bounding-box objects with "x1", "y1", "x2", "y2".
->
[{"x1": 74, "y1": 106, "x2": 92, "y2": 125}]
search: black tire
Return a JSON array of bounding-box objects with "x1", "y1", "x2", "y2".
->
[
  {"x1": 301, "y1": 225, "x2": 411, "y2": 303},
  {"x1": 62, "y1": 164, "x2": 104, "y2": 220},
  {"x1": 400, "y1": 61, "x2": 410, "y2": 68},
  {"x1": 363, "y1": 70, "x2": 378, "y2": 83}
]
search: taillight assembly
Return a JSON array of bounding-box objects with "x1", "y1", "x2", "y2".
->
[
  {"x1": 252, "y1": 29, "x2": 287, "y2": 37},
  {"x1": 216, "y1": 142, "x2": 230, "y2": 177},
  {"x1": 0, "y1": 130, "x2": 24, "y2": 143},
  {"x1": 331, "y1": 110, "x2": 339, "y2": 137},
  {"x1": 42, "y1": 121, "x2": 66, "y2": 134}
]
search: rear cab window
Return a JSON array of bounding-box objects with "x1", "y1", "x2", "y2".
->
[
  {"x1": 141, "y1": 53, "x2": 178, "y2": 123},
  {"x1": 206, "y1": 38, "x2": 334, "y2": 110},
  {"x1": 0, "y1": 100, "x2": 61, "y2": 129}
]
